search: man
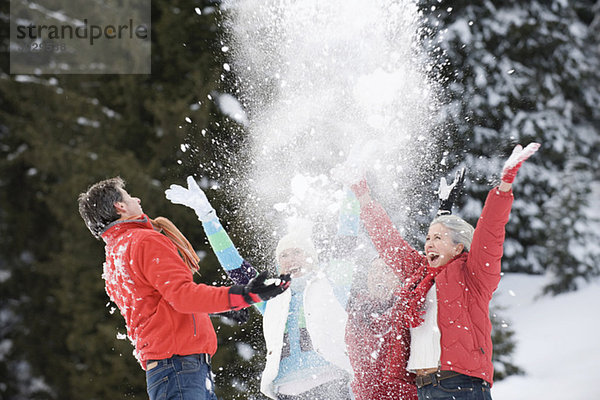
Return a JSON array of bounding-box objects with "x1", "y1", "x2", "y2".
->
[{"x1": 78, "y1": 177, "x2": 290, "y2": 400}]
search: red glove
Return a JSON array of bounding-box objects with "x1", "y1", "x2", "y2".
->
[
  {"x1": 501, "y1": 143, "x2": 540, "y2": 183},
  {"x1": 350, "y1": 178, "x2": 370, "y2": 198}
]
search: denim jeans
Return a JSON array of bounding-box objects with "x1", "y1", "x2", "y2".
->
[
  {"x1": 417, "y1": 373, "x2": 492, "y2": 400},
  {"x1": 146, "y1": 354, "x2": 218, "y2": 400}
]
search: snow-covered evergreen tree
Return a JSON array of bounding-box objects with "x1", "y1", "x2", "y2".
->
[{"x1": 419, "y1": 0, "x2": 600, "y2": 293}]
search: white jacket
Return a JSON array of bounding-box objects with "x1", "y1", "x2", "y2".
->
[{"x1": 260, "y1": 272, "x2": 353, "y2": 399}]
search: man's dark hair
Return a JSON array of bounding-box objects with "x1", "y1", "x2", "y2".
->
[{"x1": 78, "y1": 177, "x2": 125, "y2": 239}]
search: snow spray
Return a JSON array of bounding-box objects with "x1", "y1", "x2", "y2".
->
[
  {"x1": 221, "y1": 0, "x2": 442, "y2": 252},
  {"x1": 216, "y1": 1, "x2": 445, "y2": 398}
]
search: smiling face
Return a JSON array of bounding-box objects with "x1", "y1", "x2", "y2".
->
[
  {"x1": 278, "y1": 247, "x2": 313, "y2": 278},
  {"x1": 424, "y1": 223, "x2": 464, "y2": 268},
  {"x1": 114, "y1": 188, "x2": 143, "y2": 219}
]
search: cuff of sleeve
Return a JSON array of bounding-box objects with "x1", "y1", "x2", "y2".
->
[
  {"x1": 197, "y1": 209, "x2": 217, "y2": 222},
  {"x1": 228, "y1": 292, "x2": 249, "y2": 310},
  {"x1": 492, "y1": 186, "x2": 514, "y2": 198}
]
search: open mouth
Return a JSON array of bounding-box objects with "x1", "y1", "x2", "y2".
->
[
  {"x1": 284, "y1": 266, "x2": 303, "y2": 276},
  {"x1": 428, "y1": 252, "x2": 440, "y2": 264}
]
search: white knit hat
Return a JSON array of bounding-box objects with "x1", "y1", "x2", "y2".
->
[{"x1": 275, "y1": 220, "x2": 319, "y2": 265}]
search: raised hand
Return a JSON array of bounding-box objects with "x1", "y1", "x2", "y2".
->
[
  {"x1": 437, "y1": 167, "x2": 466, "y2": 216},
  {"x1": 165, "y1": 176, "x2": 217, "y2": 222},
  {"x1": 331, "y1": 140, "x2": 379, "y2": 187},
  {"x1": 501, "y1": 143, "x2": 541, "y2": 184}
]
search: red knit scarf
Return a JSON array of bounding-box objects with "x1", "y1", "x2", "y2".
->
[{"x1": 398, "y1": 253, "x2": 465, "y2": 328}]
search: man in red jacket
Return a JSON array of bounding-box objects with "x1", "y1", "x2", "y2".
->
[
  {"x1": 348, "y1": 143, "x2": 539, "y2": 400},
  {"x1": 78, "y1": 177, "x2": 290, "y2": 400}
]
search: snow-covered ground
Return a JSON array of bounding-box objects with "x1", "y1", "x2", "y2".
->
[{"x1": 491, "y1": 273, "x2": 600, "y2": 399}]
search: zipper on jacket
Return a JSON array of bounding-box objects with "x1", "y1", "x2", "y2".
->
[
  {"x1": 480, "y1": 347, "x2": 485, "y2": 354},
  {"x1": 192, "y1": 314, "x2": 197, "y2": 336}
]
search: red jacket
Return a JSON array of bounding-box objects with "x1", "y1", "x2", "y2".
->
[
  {"x1": 359, "y1": 188, "x2": 513, "y2": 385},
  {"x1": 101, "y1": 215, "x2": 232, "y2": 368},
  {"x1": 346, "y1": 294, "x2": 417, "y2": 400}
]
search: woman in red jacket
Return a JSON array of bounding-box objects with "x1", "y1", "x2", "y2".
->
[
  {"x1": 349, "y1": 143, "x2": 539, "y2": 400},
  {"x1": 345, "y1": 257, "x2": 417, "y2": 400}
]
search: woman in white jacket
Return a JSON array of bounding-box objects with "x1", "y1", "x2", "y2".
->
[
  {"x1": 165, "y1": 178, "x2": 354, "y2": 400},
  {"x1": 260, "y1": 230, "x2": 353, "y2": 399}
]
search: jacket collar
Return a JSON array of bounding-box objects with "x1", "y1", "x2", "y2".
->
[
  {"x1": 438, "y1": 252, "x2": 468, "y2": 272},
  {"x1": 451, "y1": 251, "x2": 468, "y2": 264},
  {"x1": 101, "y1": 214, "x2": 155, "y2": 242}
]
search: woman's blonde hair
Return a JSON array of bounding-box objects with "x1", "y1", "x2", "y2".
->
[{"x1": 429, "y1": 215, "x2": 475, "y2": 251}]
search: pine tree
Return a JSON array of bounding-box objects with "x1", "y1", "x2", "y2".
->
[
  {"x1": 415, "y1": 0, "x2": 600, "y2": 382},
  {"x1": 0, "y1": 0, "x2": 254, "y2": 398},
  {"x1": 3, "y1": 0, "x2": 599, "y2": 398},
  {"x1": 417, "y1": 0, "x2": 600, "y2": 290},
  {"x1": 490, "y1": 304, "x2": 523, "y2": 380}
]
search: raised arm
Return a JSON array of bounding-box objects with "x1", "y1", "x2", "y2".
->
[
  {"x1": 330, "y1": 140, "x2": 427, "y2": 278},
  {"x1": 351, "y1": 180, "x2": 427, "y2": 279},
  {"x1": 466, "y1": 142, "x2": 540, "y2": 294},
  {"x1": 165, "y1": 176, "x2": 258, "y2": 283},
  {"x1": 165, "y1": 176, "x2": 276, "y2": 314},
  {"x1": 202, "y1": 217, "x2": 269, "y2": 315}
]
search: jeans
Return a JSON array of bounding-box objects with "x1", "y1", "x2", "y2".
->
[
  {"x1": 146, "y1": 354, "x2": 218, "y2": 400},
  {"x1": 417, "y1": 373, "x2": 492, "y2": 400}
]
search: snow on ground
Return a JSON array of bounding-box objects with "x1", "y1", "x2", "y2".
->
[{"x1": 491, "y1": 273, "x2": 600, "y2": 399}]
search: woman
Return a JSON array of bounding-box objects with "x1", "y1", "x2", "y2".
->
[
  {"x1": 165, "y1": 179, "x2": 354, "y2": 400},
  {"x1": 349, "y1": 143, "x2": 539, "y2": 400},
  {"x1": 345, "y1": 257, "x2": 418, "y2": 400},
  {"x1": 260, "y1": 231, "x2": 353, "y2": 399}
]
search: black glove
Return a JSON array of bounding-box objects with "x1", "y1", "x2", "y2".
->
[
  {"x1": 216, "y1": 308, "x2": 250, "y2": 325},
  {"x1": 228, "y1": 271, "x2": 291, "y2": 310},
  {"x1": 437, "y1": 167, "x2": 466, "y2": 216}
]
